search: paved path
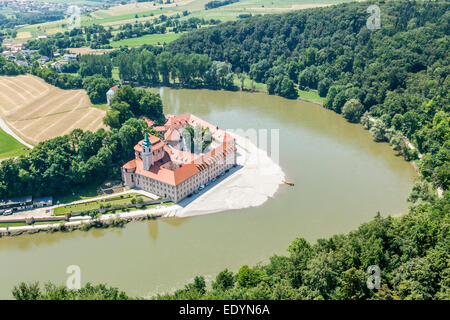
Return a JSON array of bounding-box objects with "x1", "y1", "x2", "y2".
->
[{"x1": 0, "y1": 117, "x2": 34, "y2": 149}]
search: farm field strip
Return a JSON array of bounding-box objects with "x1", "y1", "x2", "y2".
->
[
  {"x1": 60, "y1": 108, "x2": 99, "y2": 135},
  {"x1": 0, "y1": 75, "x2": 107, "y2": 145},
  {"x1": 17, "y1": 91, "x2": 77, "y2": 122},
  {"x1": 2, "y1": 77, "x2": 42, "y2": 98},
  {"x1": 34, "y1": 95, "x2": 89, "y2": 140},
  {"x1": 7, "y1": 88, "x2": 54, "y2": 116},
  {"x1": 0, "y1": 80, "x2": 31, "y2": 103},
  {"x1": 83, "y1": 114, "x2": 106, "y2": 133},
  {"x1": 9, "y1": 108, "x2": 106, "y2": 144}
]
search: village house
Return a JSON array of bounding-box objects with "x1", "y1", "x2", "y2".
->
[{"x1": 122, "y1": 114, "x2": 237, "y2": 203}]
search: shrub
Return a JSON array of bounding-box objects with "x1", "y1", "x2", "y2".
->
[{"x1": 342, "y1": 99, "x2": 365, "y2": 123}]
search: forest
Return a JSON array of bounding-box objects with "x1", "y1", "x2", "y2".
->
[{"x1": 115, "y1": 46, "x2": 235, "y2": 89}]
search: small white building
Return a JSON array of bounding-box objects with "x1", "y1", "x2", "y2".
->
[{"x1": 106, "y1": 85, "x2": 119, "y2": 106}]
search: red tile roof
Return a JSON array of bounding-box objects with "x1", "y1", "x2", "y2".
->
[
  {"x1": 122, "y1": 159, "x2": 136, "y2": 169},
  {"x1": 134, "y1": 135, "x2": 164, "y2": 152},
  {"x1": 133, "y1": 158, "x2": 199, "y2": 186},
  {"x1": 141, "y1": 116, "x2": 154, "y2": 127},
  {"x1": 153, "y1": 126, "x2": 166, "y2": 132},
  {"x1": 165, "y1": 128, "x2": 181, "y2": 141}
]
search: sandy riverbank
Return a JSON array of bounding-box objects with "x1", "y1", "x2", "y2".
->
[{"x1": 168, "y1": 132, "x2": 285, "y2": 218}]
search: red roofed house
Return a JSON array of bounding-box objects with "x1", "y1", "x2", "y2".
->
[{"x1": 121, "y1": 114, "x2": 237, "y2": 202}]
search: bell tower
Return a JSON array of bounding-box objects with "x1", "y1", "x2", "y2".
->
[{"x1": 142, "y1": 132, "x2": 153, "y2": 170}]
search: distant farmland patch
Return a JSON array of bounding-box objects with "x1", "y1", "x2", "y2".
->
[
  {"x1": 110, "y1": 33, "x2": 183, "y2": 47},
  {"x1": 0, "y1": 75, "x2": 107, "y2": 145}
]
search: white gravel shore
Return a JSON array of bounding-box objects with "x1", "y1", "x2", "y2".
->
[{"x1": 168, "y1": 132, "x2": 286, "y2": 218}]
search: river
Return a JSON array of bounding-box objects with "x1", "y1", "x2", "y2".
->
[{"x1": 0, "y1": 88, "x2": 416, "y2": 299}]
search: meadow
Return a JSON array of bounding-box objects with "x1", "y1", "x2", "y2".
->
[
  {"x1": 0, "y1": 128, "x2": 29, "y2": 160},
  {"x1": 110, "y1": 32, "x2": 183, "y2": 47}
]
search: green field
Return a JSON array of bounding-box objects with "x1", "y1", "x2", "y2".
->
[
  {"x1": 54, "y1": 193, "x2": 156, "y2": 216},
  {"x1": 110, "y1": 32, "x2": 183, "y2": 47},
  {"x1": 82, "y1": 9, "x2": 168, "y2": 27},
  {"x1": 297, "y1": 89, "x2": 325, "y2": 104},
  {"x1": 0, "y1": 128, "x2": 29, "y2": 159},
  {"x1": 92, "y1": 103, "x2": 108, "y2": 110},
  {"x1": 112, "y1": 67, "x2": 120, "y2": 81},
  {"x1": 233, "y1": 74, "x2": 267, "y2": 91}
]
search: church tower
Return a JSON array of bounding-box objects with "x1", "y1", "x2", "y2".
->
[{"x1": 142, "y1": 132, "x2": 153, "y2": 171}]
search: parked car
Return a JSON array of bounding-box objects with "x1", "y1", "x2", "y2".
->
[
  {"x1": 199, "y1": 185, "x2": 205, "y2": 190},
  {"x1": 3, "y1": 209, "x2": 13, "y2": 216},
  {"x1": 0, "y1": 210, "x2": 4, "y2": 216}
]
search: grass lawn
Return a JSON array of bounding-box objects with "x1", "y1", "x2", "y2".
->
[
  {"x1": 109, "y1": 33, "x2": 183, "y2": 47},
  {"x1": 112, "y1": 67, "x2": 120, "y2": 81},
  {"x1": 233, "y1": 74, "x2": 267, "y2": 91},
  {"x1": 0, "y1": 221, "x2": 28, "y2": 228},
  {"x1": 0, "y1": 220, "x2": 60, "y2": 228},
  {"x1": 0, "y1": 128, "x2": 29, "y2": 159},
  {"x1": 54, "y1": 193, "x2": 156, "y2": 216},
  {"x1": 92, "y1": 104, "x2": 108, "y2": 111},
  {"x1": 297, "y1": 89, "x2": 325, "y2": 104}
]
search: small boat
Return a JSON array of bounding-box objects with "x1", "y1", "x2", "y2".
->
[{"x1": 283, "y1": 180, "x2": 295, "y2": 186}]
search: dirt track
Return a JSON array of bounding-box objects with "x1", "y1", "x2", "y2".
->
[{"x1": 0, "y1": 75, "x2": 107, "y2": 145}]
